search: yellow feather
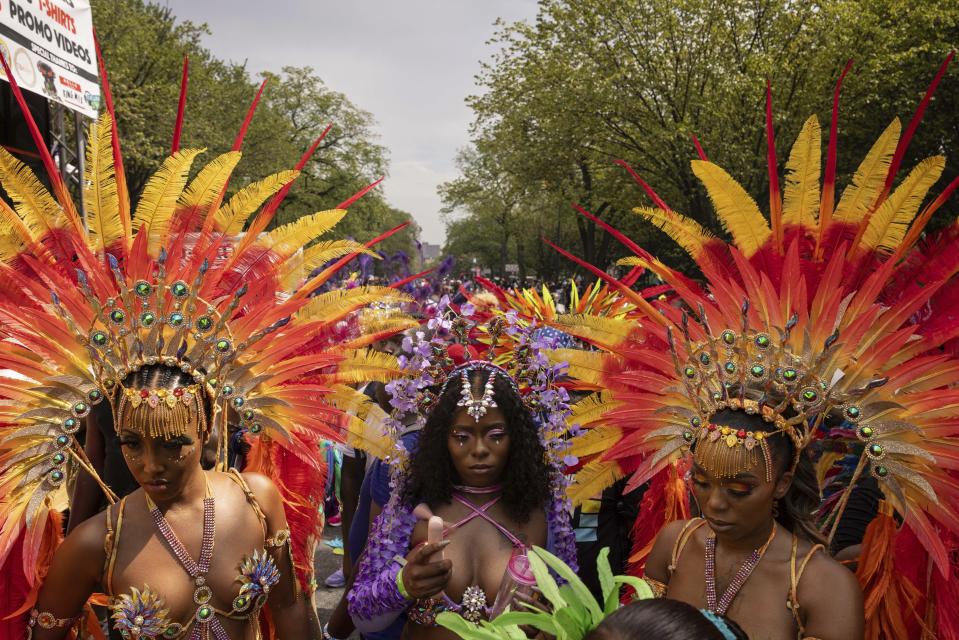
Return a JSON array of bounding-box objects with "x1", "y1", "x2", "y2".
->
[
  {"x1": 324, "y1": 349, "x2": 404, "y2": 384},
  {"x1": 691, "y1": 160, "x2": 771, "y2": 256},
  {"x1": 632, "y1": 206, "x2": 714, "y2": 259},
  {"x1": 340, "y1": 313, "x2": 420, "y2": 349},
  {"x1": 552, "y1": 314, "x2": 636, "y2": 347},
  {"x1": 132, "y1": 149, "x2": 203, "y2": 254},
  {"x1": 282, "y1": 239, "x2": 378, "y2": 290},
  {"x1": 214, "y1": 169, "x2": 298, "y2": 235},
  {"x1": 834, "y1": 119, "x2": 900, "y2": 223},
  {"x1": 83, "y1": 113, "x2": 121, "y2": 254},
  {"x1": 263, "y1": 209, "x2": 348, "y2": 259},
  {"x1": 570, "y1": 392, "x2": 623, "y2": 427},
  {"x1": 0, "y1": 147, "x2": 66, "y2": 242},
  {"x1": 862, "y1": 156, "x2": 945, "y2": 254},
  {"x1": 551, "y1": 348, "x2": 611, "y2": 386},
  {"x1": 567, "y1": 460, "x2": 623, "y2": 507},
  {"x1": 782, "y1": 115, "x2": 821, "y2": 229},
  {"x1": 298, "y1": 287, "x2": 412, "y2": 326},
  {"x1": 569, "y1": 426, "x2": 624, "y2": 458},
  {"x1": 176, "y1": 151, "x2": 242, "y2": 230},
  {"x1": 0, "y1": 196, "x2": 37, "y2": 262}
]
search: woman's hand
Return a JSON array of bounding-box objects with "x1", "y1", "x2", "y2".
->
[{"x1": 401, "y1": 541, "x2": 452, "y2": 599}]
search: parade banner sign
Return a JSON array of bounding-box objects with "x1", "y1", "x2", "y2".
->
[{"x1": 0, "y1": 0, "x2": 99, "y2": 117}]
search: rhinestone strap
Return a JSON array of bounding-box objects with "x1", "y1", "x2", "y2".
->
[
  {"x1": 705, "y1": 524, "x2": 776, "y2": 615},
  {"x1": 150, "y1": 495, "x2": 215, "y2": 577}
]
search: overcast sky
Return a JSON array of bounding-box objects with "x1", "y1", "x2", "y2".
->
[{"x1": 164, "y1": 0, "x2": 538, "y2": 245}]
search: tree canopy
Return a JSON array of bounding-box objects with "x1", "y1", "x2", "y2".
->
[
  {"x1": 441, "y1": 0, "x2": 959, "y2": 278},
  {"x1": 91, "y1": 0, "x2": 419, "y2": 269}
]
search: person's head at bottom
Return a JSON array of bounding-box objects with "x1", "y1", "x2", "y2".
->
[{"x1": 586, "y1": 599, "x2": 748, "y2": 640}]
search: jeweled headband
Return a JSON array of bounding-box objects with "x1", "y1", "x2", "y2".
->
[{"x1": 440, "y1": 360, "x2": 520, "y2": 422}]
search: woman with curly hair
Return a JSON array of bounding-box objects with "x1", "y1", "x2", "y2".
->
[{"x1": 346, "y1": 361, "x2": 577, "y2": 639}]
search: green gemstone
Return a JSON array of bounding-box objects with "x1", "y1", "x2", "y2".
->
[
  {"x1": 50, "y1": 469, "x2": 64, "y2": 481},
  {"x1": 208, "y1": 378, "x2": 218, "y2": 388},
  {"x1": 859, "y1": 426, "x2": 874, "y2": 438},
  {"x1": 846, "y1": 406, "x2": 861, "y2": 419},
  {"x1": 64, "y1": 418, "x2": 77, "y2": 429},
  {"x1": 134, "y1": 281, "x2": 152, "y2": 297},
  {"x1": 755, "y1": 334, "x2": 770, "y2": 348},
  {"x1": 802, "y1": 389, "x2": 818, "y2": 402},
  {"x1": 691, "y1": 416, "x2": 702, "y2": 427},
  {"x1": 724, "y1": 362, "x2": 736, "y2": 374},
  {"x1": 251, "y1": 423, "x2": 263, "y2": 434},
  {"x1": 869, "y1": 443, "x2": 884, "y2": 456},
  {"x1": 56, "y1": 435, "x2": 70, "y2": 447},
  {"x1": 712, "y1": 392, "x2": 723, "y2": 401},
  {"x1": 222, "y1": 384, "x2": 234, "y2": 396},
  {"x1": 52, "y1": 452, "x2": 66, "y2": 464},
  {"x1": 215, "y1": 339, "x2": 231, "y2": 353},
  {"x1": 164, "y1": 629, "x2": 177, "y2": 639},
  {"x1": 783, "y1": 368, "x2": 798, "y2": 381},
  {"x1": 171, "y1": 282, "x2": 189, "y2": 298},
  {"x1": 232, "y1": 396, "x2": 245, "y2": 408},
  {"x1": 91, "y1": 331, "x2": 108, "y2": 346},
  {"x1": 104, "y1": 379, "x2": 116, "y2": 388},
  {"x1": 140, "y1": 312, "x2": 156, "y2": 327},
  {"x1": 197, "y1": 605, "x2": 212, "y2": 620},
  {"x1": 683, "y1": 431, "x2": 694, "y2": 442},
  {"x1": 73, "y1": 402, "x2": 88, "y2": 415},
  {"x1": 197, "y1": 316, "x2": 213, "y2": 332},
  {"x1": 875, "y1": 465, "x2": 888, "y2": 477},
  {"x1": 699, "y1": 353, "x2": 710, "y2": 365},
  {"x1": 242, "y1": 409, "x2": 254, "y2": 421},
  {"x1": 169, "y1": 313, "x2": 184, "y2": 327},
  {"x1": 750, "y1": 365, "x2": 765, "y2": 377},
  {"x1": 88, "y1": 389, "x2": 102, "y2": 402},
  {"x1": 109, "y1": 309, "x2": 125, "y2": 324},
  {"x1": 721, "y1": 331, "x2": 736, "y2": 345},
  {"x1": 684, "y1": 366, "x2": 696, "y2": 378}
]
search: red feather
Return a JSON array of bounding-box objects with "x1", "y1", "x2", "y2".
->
[{"x1": 171, "y1": 57, "x2": 189, "y2": 154}]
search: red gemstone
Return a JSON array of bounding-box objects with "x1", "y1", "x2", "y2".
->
[
  {"x1": 140, "y1": 389, "x2": 150, "y2": 398},
  {"x1": 707, "y1": 424, "x2": 717, "y2": 431},
  {"x1": 173, "y1": 387, "x2": 184, "y2": 397},
  {"x1": 737, "y1": 429, "x2": 747, "y2": 439}
]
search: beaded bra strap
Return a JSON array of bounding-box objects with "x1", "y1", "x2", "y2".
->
[
  {"x1": 668, "y1": 518, "x2": 706, "y2": 575},
  {"x1": 788, "y1": 535, "x2": 824, "y2": 633}
]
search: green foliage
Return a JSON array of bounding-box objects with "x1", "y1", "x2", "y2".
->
[
  {"x1": 436, "y1": 546, "x2": 650, "y2": 640},
  {"x1": 92, "y1": 0, "x2": 418, "y2": 266},
  {"x1": 442, "y1": 0, "x2": 959, "y2": 277}
]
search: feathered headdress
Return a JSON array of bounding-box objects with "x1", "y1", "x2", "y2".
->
[
  {"x1": 552, "y1": 57, "x2": 959, "y2": 638},
  {"x1": 0, "y1": 54, "x2": 409, "y2": 605}
]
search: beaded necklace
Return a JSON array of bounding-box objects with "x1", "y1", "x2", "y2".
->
[
  {"x1": 145, "y1": 476, "x2": 226, "y2": 637},
  {"x1": 705, "y1": 523, "x2": 777, "y2": 615}
]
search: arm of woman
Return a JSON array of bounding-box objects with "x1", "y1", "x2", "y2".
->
[
  {"x1": 28, "y1": 514, "x2": 105, "y2": 639},
  {"x1": 243, "y1": 472, "x2": 322, "y2": 640},
  {"x1": 642, "y1": 519, "x2": 688, "y2": 585},
  {"x1": 797, "y1": 555, "x2": 864, "y2": 640}
]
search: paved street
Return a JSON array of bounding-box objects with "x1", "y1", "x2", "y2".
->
[{"x1": 314, "y1": 523, "x2": 360, "y2": 638}]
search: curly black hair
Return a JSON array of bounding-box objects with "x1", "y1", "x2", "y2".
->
[{"x1": 403, "y1": 367, "x2": 552, "y2": 523}]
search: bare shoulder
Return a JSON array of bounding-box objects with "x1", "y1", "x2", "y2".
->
[
  {"x1": 797, "y1": 547, "x2": 864, "y2": 639},
  {"x1": 645, "y1": 518, "x2": 698, "y2": 581},
  {"x1": 238, "y1": 471, "x2": 284, "y2": 516},
  {"x1": 59, "y1": 508, "x2": 109, "y2": 577}
]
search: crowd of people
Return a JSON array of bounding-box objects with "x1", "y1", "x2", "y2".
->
[{"x1": 2, "y1": 48, "x2": 959, "y2": 640}]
